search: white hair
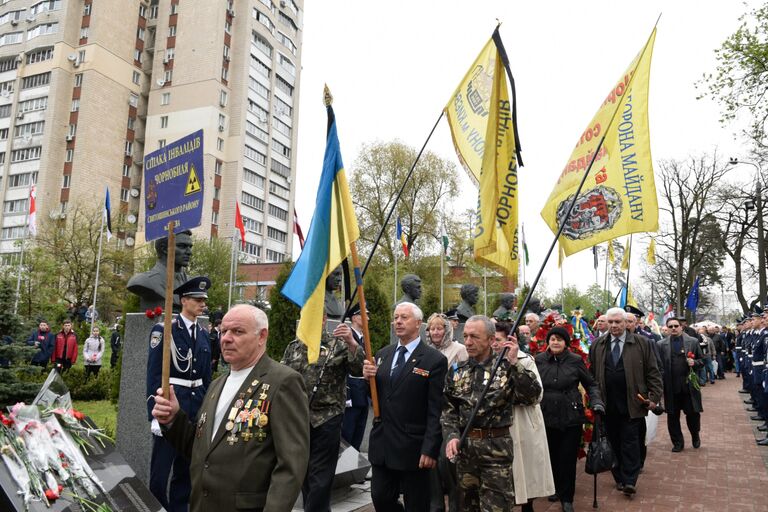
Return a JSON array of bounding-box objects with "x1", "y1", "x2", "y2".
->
[
  {"x1": 229, "y1": 304, "x2": 269, "y2": 331},
  {"x1": 606, "y1": 307, "x2": 625, "y2": 318},
  {"x1": 624, "y1": 312, "x2": 635, "y2": 320},
  {"x1": 525, "y1": 312, "x2": 539, "y2": 322},
  {"x1": 395, "y1": 302, "x2": 423, "y2": 322}
]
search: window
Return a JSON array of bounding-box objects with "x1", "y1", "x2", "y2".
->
[
  {"x1": 251, "y1": 56, "x2": 270, "y2": 78},
  {"x1": 166, "y1": 48, "x2": 175, "y2": 60},
  {"x1": 267, "y1": 226, "x2": 286, "y2": 242},
  {"x1": 272, "y1": 117, "x2": 291, "y2": 137},
  {"x1": 219, "y1": 90, "x2": 228, "y2": 107},
  {"x1": 211, "y1": 210, "x2": 219, "y2": 225},
  {"x1": 0, "y1": 32, "x2": 23, "y2": 46},
  {"x1": 223, "y1": 44, "x2": 230, "y2": 59},
  {"x1": 244, "y1": 168, "x2": 265, "y2": 188},
  {"x1": 0, "y1": 104, "x2": 10, "y2": 118},
  {"x1": 278, "y1": 11, "x2": 297, "y2": 32},
  {"x1": 127, "y1": 116, "x2": 135, "y2": 130},
  {"x1": 0, "y1": 79, "x2": 12, "y2": 95},
  {"x1": 65, "y1": 149, "x2": 73, "y2": 162},
  {"x1": 9, "y1": 172, "x2": 35, "y2": 188},
  {"x1": 277, "y1": 31, "x2": 297, "y2": 55},
  {"x1": 70, "y1": 98, "x2": 79, "y2": 112},
  {"x1": 120, "y1": 188, "x2": 129, "y2": 202},
  {"x1": 14, "y1": 120, "x2": 45, "y2": 138},
  {"x1": 3, "y1": 198, "x2": 28, "y2": 214},
  {"x1": 27, "y1": 23, "x2": 58, "y2": 40},
  {"x1": 224, "y1": 20, "x2": 231, "y2": 33},
  {"x1": 0, "y1": 152, "x2": 5, "y2": 164},
  {"x1": 214, "y1": 160, "x2": 222, "y2": 175},
  {"x1": 0, "y1": 10, "x2": 24, "y2": 24},
  {"x1": 132, "y1": 70, "x2": 141, "y2": 85},
  {"x1": 160, "y1": 115, "x2": 168, "y2": 128},
  {"x1": 149, "y1": 4, "x2": 158, "y2": 18},
  {"x1": 271, "y1": 139, "x2": 291, "y2": 158},
  {"x1": 249, "y1": 77, "x2": 269, "y2": 100},
  {"x1": 244, "y1": 242, "x2": 261, "y2": 257},
  {"x1": 83, "y1": 3, "x2": 91, "y2": 15},
  {"x1": 21, "y1": 72, "x2": 50, "y2": 89},
  {"x1": 252, "y1": 32, "x2": 272, "y2": 57},
  {"x1": 0, "y1": 57, "x2": 18, "y2": 72},
  {"x1": 128, "y1": 93, "x2": 139, "y2": 107},
  {"x1": 276, "y1": 76, "x2": 294, "y2": 97},
  {"x1": 18, "y1": 96, "x2": 47, "y2": 112},
  {"x1": 122, "y1": 164, "x2": 131, "y2": 177},
  {"x1": 213, "y1": 187, "x2": 220, "y2": 200},
  {"x1": 136, "y1": 27, "x2": 145, "y2": 40},
  {"x1": 67, "y1": 123, "x2": 75, "y2": 136},
  {"x1": 271, "y1": 159, "x2": 290, "y2": 178},
  {"x1": 164, "y1": 69, "x2": 172, "y2": 82},
  {"x1": 289, "y1": 0, "x2": 300, "y2": 15},
  {"x1": 125, "y1": 141, "x2": 133, "y2": 156},
  {"x1": 275, "y1": 96, "x2": 292, "y2": 117},
  {"x1": 74, "y1": 73, "x2": 83, "y2": 87},
  {"x1": 242, "y1": 215, "x2": 262, "y2": 233},
  {"x1": 277, "y1": 53, "x2": 295, "y2": 76},
  {"x1": 26, "y1": 47, "x2": 53, "y2": 64},
  {"x1": 216, "y1": 137, "x2": 223, "y2": 150},
  {"x1": 79, "y1": 26, "x2": 88, "y2": 39},
  {"x1": 168, "y1": 25, "x2": 176, "y2": 37},
  {"x1": 0, "y1": 128, "x2": 7, "y2": 140},
  {"x1": 266, "y1": 249, "x2": 284, "y2": 262},
  {"x1": 269, "y1": 180, "x2": 289, "y2": 199},
  {"x1": 0, "y1": 252, "x2": 20, "y2": 265},
  {"x1": 221, "y1": 67, "x2": 228, "y2": 81},
  {"x1": 268, "y1": 204, "x2": 288, "y2": 220},
  {"x1": 78, "y1": 49, "x2": 86, "y2": 62},
  {"x1": 161, "y1": 92, "x2": 170, "y2": 105},
  {"x1": 244, "y1": 145, "x2": 266, "y2": 165},
  {"x1": 170, "y1": 3, "x2": 178, "y2": 14},
  {"x1": 62, "y1": 174, "x2": 70, "y2": 188},
  {"x1": 158, "y1": 139, "x2": 166, "y2": 148},
  {"x1": 1, "y1": 226, "x2": 25, "y2": 239},
  {"x1": 139, "y1": 4, "x2": 147, "y2": 18},
  {"x1": 253, "y1": 9, "x2": 274, "y2": 32},
  {"x1": 30, "y1": 0, "x2": 61, "y2": 15},
  {"x1": 11, "y1": 146, "x2": 41, "y2": 162},
  {"x1": 246, "y1": 121, "x2": 269, "y2": 145},
  {"x1": 218, "y1": 113, "x2": 226, "y2": 131},
  {"x1": 249, "y1": 102, "x2": 269, "y2": 123},
  {"x1": 259, "y1": 0, "x2": 275, "y2": 12},
  {"x1": 242, "y1": 191, "x2": 264, "y2": 211}
]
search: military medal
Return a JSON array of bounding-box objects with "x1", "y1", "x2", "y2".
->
[
  {"x1": 234, "y1": 399, "x2": 244, "y2": 409},
  {"x1": 196, "y1": 412, "x2": 207, "y2": 438},
  {"x1": 226, "y1": 433, "x2": 238, "y2": 445},
  {"x1": 225, "y1": 420, "x2": 234, "y2": 431}
]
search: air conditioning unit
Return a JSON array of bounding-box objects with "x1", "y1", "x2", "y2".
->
[
  {"x1": 65, "y1": 135, "x2": 74, "y2": 142},
  {"x1": 16, "y1": 112, "x2": 23, "y2": 120},
  {"x1": 280, "y1": 0, "x2": 287, "y2": 7},
  {"x1": 224, "y1": 56, "x2": 230, "y2": 63},
  {"x1": 67, "y1": 53, "x2": 78, "y2": 62},
  {"x1": 162, "y1": 55, "x2": 170, "y2": 64},
  {"x1": 14, "y1": 55, "x2": 23, "y2": 63},
  {"x1": 0, "y1": 90, "x2": 9, "y2": 98},
  {"x1": 26, "y1": 15, "x2": 35, "y2": 23},
  {"x1": 10, "y1": 19, "x2": 17, "y2": 26},
  {"x1": 156, "y1": 79, "x2": 165, "y2": 87}
]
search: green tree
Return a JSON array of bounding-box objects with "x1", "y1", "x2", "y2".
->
[
  {"x1": 363, "y1": 279, "x2": 390, "y2": 356},
  {"x1": 266, "y1": 261, "x2": 299, "y2": 361},
  {"x1": 0, "y1": 278, "x2": 41, "y2": 407},
  {"x1": 188, "y1": 236, "x2": 241, "y2": 310}
]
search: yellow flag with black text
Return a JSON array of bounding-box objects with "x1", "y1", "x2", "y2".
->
[
  {"x1": 541, "y1": 29, "x2": 658, "y2": 256},
  {"x1": 445, "y1": 28, "x2": 521, "y2": 280}
]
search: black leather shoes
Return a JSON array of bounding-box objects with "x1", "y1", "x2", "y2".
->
[
  {"x1": 692, "y1": 434, "x2": 701, "y2": 449},
  {"x1": 739, "y1": 389, "x2": 750, "y2": 393},
  {"x1": 744, "y1": 399, "x2": 755, "y2": 404},
  {"x1": 757, "y1": 438, "x2": 768, "y2": 446},
  {"x1": 747, "y1": 408, "x2": 759, "y2": 412},
  {"x1": 615, "y1": 483, "x2": 624, "y2": 491},
  {"x1": 671, "y1": 445, "x2": 683, "y2": 452},
  {"x1": 757, "y1": 425, "x2": 768, "y2": 432},
  {"x1": 562, "y1": 503, "x2": 574, "y2": 512},
  {"x1": 750, "y1": 415, "x2": 764, "y2": 421},
  {"x1": 623, "y1": 484, "x2": 637, "y2": 496},
  {"x1": 548, "y1": 494, "x2": 559, "y2": 502}
]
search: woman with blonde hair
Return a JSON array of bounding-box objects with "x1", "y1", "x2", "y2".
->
[{"x1": 426, "y1": 313, "x2": 468, "y2": 368}]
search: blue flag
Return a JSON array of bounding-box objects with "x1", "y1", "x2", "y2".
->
[
  {"x1": 104, "y1": 188, "x2": 113, "y2": 241},
  {"x1": 685, "y1": 277, "x2": 700, "y2": 312}
]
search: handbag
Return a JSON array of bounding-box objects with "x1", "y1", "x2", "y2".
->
[{"x1": 585, "y1": 416, "x2": 616, "y2": 475}]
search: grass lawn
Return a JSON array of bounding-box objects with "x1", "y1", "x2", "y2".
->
[{"x1": 73, "y1": 399, "x2": 117, "y2": 439}]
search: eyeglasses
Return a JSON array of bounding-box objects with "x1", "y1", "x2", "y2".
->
[{"x1": 668, "y1": 324, "x2": 680, "y2": 328}]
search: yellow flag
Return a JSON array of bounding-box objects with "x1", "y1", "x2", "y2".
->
[
  {"x1": 620, "y1": 238, "x2": 631, "y2": 271},
  {"x1": 646, "y1": 238, "x2": 656, "y2": 265},
  {"x1": 607, "y1": 241, "x2": 615, "y2": 263},
  {"x1": 445, "y1": 28, "x2": 520, "y2": 281},
  {"x1": 558, "y1": 241, "x2": 566, "y2": 268},
  {"x1": 541, "y1": 28, "x2": 658, "y2": 256},
  {"x1": 626, "y1": 286, "x2": 638, "y2": 308}
]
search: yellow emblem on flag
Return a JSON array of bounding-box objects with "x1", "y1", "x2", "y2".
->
[
  {"x1": 445, "y1": 29, "x2": 520, "y2": 281},
  {"x1": 541, "y1": 29, "x2": 659, "y2": 256},
  {"x1": 185, "y1": 164, "x2": 201, "y2": 195}
]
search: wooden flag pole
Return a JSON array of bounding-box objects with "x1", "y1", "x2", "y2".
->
[
  {"x1": 349, "y1": 241, "x2": 380, "y2": 418},
  {"x1": 161, "y1": 222, "x2": 176, "y2": 399}
]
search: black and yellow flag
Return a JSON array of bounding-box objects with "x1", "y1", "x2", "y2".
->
[{"x1": 445, "y1": 28, "x2": 522, "y2": 281}]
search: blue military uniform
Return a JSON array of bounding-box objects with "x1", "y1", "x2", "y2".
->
[{"x1": 146, "y1": 277, "x2": 212, "y2": 512}]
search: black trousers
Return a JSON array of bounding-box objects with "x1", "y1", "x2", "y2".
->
[
  {"x1": 341, "y1": 405, "x2": 368, "y2": 451},
  {"x1": 666, "y1": 390, "x2": 700, "y2": 447},
  {"x1": 149, "y1": 436, "x2": 191, "y2": 512},
  {"x1": 638, "y1": 417, "x2": 647, "y2": 467},
  {"x1": 545, "y1": 425, "x2": 582, "y2": 503},
  {"x1": 302, "y1": 414, "x2": 343, "y2": 512},
  {"x1": 371, "y1": 464, "x2": 431, "y2": 512},
  {"x1": 604, "y1": 415, "x2": 643, "y2": 486}
]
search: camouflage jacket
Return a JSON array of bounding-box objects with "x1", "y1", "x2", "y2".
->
[
  {"x1": 442, "y1": 355, "x2": 541, "y2": 442},
  {"x1": 282, "y1": 330, "x2": 364, "y2": 428}
]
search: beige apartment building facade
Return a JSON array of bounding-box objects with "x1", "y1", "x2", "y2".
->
[{"x1": 0, "y1": 0, "x2": 302, "y2": 264}]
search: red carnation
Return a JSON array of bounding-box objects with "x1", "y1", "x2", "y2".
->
[
  {"x1": 154, "y1": 306, "x2": 163, "y2": 316},
  {"x1": 71, "y1": 409, "x2": 85, "y2": 421},
  {"x1": 583, "y1": 428, "x2": 593, "y2": 443},
  {"x1": 585, "y1": 409, "x2": 594, "y2": 422},
  {"x1": 687, "y1": 351, "x2": 695, "y2": 359},
  {"x1": 145, "y1": 309, "x2": 155, "y2": 319},
  {"x1": 44, "y1": 489, "x2": 59, "y2": 501}
]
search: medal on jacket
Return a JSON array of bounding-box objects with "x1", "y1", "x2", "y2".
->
[{"x1": 196, "y1": 412, "x2": 207, "y2": 439}]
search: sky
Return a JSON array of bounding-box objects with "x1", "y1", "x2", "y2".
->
[{"x1": 290, "y1": 0, "x2": 761, "y2": 310}]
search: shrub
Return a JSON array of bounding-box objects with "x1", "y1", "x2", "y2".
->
[{"x1": 62, "y1": 367, "x2": 112, "y2": 401}]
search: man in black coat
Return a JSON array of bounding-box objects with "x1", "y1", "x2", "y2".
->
[
  {"x1": 26, "y1": 320, "x2": 55, "y2": 368},
  {"x1": 363, "y1": 302, "x2": 447, "y2": 512},
  {"x1": 658, "y1": 317, "x2": 704, "y2": 451}
]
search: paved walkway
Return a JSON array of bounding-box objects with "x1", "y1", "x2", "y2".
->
[{"x1": 342, "y1": 373, "x2": 768, "y2": 511}]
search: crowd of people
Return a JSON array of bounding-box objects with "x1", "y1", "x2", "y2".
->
[{"x1": 143, "y1": 271, "x2": 766, "y2": 512}]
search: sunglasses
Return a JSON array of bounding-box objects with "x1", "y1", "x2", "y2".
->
[{"x1": 668, "y1": 324, "x2": 681, "y2": 328}]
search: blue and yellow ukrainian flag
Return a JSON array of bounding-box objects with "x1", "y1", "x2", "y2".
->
[{"x1": 281, "y1": 89, "x2": 359, "y2": 363}]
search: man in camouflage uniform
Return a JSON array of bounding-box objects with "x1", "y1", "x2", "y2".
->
[
  {"x1": 443, "y1": 315, "x2": 541, "y2": 511},
  {"x1": 282, "y1": 316, "x2": 364, "y2": 512}
]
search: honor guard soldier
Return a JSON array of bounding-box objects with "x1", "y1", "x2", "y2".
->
[{"x1": 146, "y1": 276, "x2": 212, "y2": 512}]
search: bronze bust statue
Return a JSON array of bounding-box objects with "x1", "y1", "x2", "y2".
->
[
  {"x1": 456, "y1": 283, "x2": 479, "y2": 322},
  {"x1": 397, "y1": 274, "x2": 422, "y2": 305},
  {"x1": 127, "y1": 230, "x2": 193, "y2": 312},
  {"x1": 324, "y1": 266, "x2": 345, "y2": 320},
  {"x1": 493, "y1": 293, "x2": 516, "y2": 320}
]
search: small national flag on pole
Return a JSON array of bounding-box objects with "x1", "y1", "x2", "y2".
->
[
  {"x1": 440, "y1": 222, "x2": 449, "y2": 255},
  {"x1": 28, "y1": 185, "x2": 36, "y2": 237},
  {"x1": 104, "y1": 188, "x2": 113, "y2": 242},
  {"x1": 281, "y1": 90, "x2": 360, "y2": 363},
  {"x1": 608, "y1": 241, "x2": 615, "y2": 263},
  {"x1": 646, "y1": 238, "x2": 656, "y2": 265},
  {"x1": 685, "y1": 277, "x2": 700, "y2": 312},
  {"x1": 522, "y1": 223, "x2": 529, "y2": 266},
  {"x1": 397, "y1": 217, "x2": 409, "y2": 257},
  {"x1": 294, "y1": 208, "x2": 305, "y2": 249},
  {"x1": 234, "y1": 201, "x2": 246, "y2": 249}
]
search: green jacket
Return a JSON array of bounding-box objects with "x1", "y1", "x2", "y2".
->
[{"x1": 162, "y1": 355, "x2": 309, "y2": 512}]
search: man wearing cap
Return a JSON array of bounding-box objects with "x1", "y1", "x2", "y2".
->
[
  {"x1": 282, "y1": 313, "x2": 364, "y2": 512},
  {"x1": 342, "y1": 304, "x2": 370, "y2": 451},
  {"x1": 146, "y1": 276, "x2": 212, "y2": 512}
]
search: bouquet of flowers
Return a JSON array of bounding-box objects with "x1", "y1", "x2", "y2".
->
[{"x1": 687, "y1": 351, "x2": 700, "y2": 391}]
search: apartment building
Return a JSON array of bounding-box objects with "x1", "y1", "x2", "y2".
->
[{"x1": 0, "y1": 0, "x2": 302, "y2": 264}]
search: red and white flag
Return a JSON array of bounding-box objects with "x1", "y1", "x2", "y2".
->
[
  {"x1": 234, "y1": 201, "x2": 246, "y2": 249},
  {"x1": 294, "y1": 208, "x2": 305, "y2": 249},
  {"x1": 28, "y1": 185, "x2": 36, "y2": 236},
  {"x1": 662, "y1": 301, "x2": 675, "y2": 324}
]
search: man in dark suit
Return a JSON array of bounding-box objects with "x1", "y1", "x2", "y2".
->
[
  {"x1": 342, "y1": 304, "x2": 370, "y2": 451},
  {"x1": 146, "y1": 276, "x2": 212, "y2": 512},
  {"x1": 151, "y1": 304, "x2": 309, "y2": 512},
  {"x1": 658, "y1": 317, "x2": 703, "y2": 451},
  {"x1": 363, "y1": 302, "x2": 447, "y2": 512},
  {"x1": 588, "y1": 307, "x2": 662, "y2": 498}
]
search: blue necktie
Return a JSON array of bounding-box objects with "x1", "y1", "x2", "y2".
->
[
  {"x1": 612, "y1": 339, "x2": 621, "y2": 365},
  {"x1": 390, "y1": 346, "x2": 408, "y2": 382}
]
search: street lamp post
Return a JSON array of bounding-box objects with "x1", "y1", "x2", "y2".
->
[{"x1": 730, "y1": 158, "x2": 767, "y2": 309}]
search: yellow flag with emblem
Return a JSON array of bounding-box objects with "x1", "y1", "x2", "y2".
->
[
  {"x1": 445, "y1": 27, "x2": 522, "y2": 281},
  {"x1": 541, "y1": 28, "x2": 658, "y2": 256}
]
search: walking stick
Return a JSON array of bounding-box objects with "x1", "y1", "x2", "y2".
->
[{"x1": 593, "y1": 473, "x2": 598, "y2": 509}]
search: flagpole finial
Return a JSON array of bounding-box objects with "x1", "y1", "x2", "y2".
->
[
  {"x1": 496, "y1": 19, "x2": 502, "y2": 29},
  {"x1": 323, "y1": 84, "x2": 333, "y2": 107}
]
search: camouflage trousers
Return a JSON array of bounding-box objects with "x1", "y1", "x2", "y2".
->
[{"x1": 456, "y1": 435, "x2": 515, "y2": 512}]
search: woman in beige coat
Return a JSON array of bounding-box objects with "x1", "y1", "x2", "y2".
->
[{"x1": 495, "y1": 322, "x2": 555, "y2": 512}]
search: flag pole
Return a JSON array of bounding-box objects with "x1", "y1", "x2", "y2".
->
[
  {"x1": 13, "y1": 183, "x2": 33, "y2": 315},
  {"x1": 603, "y1": 243, "x2": 610, "y2": 293},
  {"x1": 393, "y1": 225, "x2": 398, "y2": 306},
  {"x1": 350, "y1": 241, "x2": 380, "y2": 418},
  {"x1": 440, "y1": 231, "x2": 445, "y2": 312},
  {"x1": 90, "y1": 206, "x2": 106, "y2": 335},
  {"x1": 521, "y1": 222, "x2": 526, "y2": 288},
  {"x1": 625, "y1": 234, "x2": 634, "y2": 303},
  {"x1": 227, "y1": 232, "x2": 237, "y2": 309},
  {"x1": 161, "y1": 223, "x2": 176, "y2": 399},
  {"x1": 483, "y1": 264, "x2": 487, "y2": 316}
]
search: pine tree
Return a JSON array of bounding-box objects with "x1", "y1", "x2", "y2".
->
[
  {"x1": 266, "y1": 261, "x2": 300, "y2": 361},
  {"x1": 0, "y1": 278, "x2": 42, "y2": 407}
]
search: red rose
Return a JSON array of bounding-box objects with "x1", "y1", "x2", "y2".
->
[
  {"x1": 71, "y1": 409, "x2": 85, "y2": 421},
  {"x1": 145, "y1": 309, "x2": 155, "y2": 319},
  {"x1": 154, "y1": 306, "x2": 163, "y2": 316},
  {"x1": 45, "y1": 489, "x2": 59, "y2": 501},
  {"x1": 585, "y1": 409, "x2": 594, "y2": 422},
  {"x1": 687, "y1": 352, "x2": 695, "y2": 359},
  {"x1": 583, "y1": 429, "x2": 593, "y2": 443}
]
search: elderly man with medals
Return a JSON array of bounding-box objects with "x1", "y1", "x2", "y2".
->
[{"x1": 146, "y1": 276, "x2": 212, "y2": 511}]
